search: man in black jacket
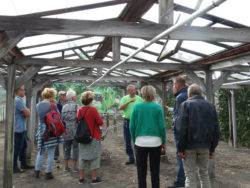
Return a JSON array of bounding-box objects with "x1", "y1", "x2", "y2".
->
[{"x1": 176, "y1": 84, "x2": 220, "y2": 188}]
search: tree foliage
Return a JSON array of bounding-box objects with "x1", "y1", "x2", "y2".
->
[
  {"x1": 53, "y1": 83, "x2": 120, "y2": 113},
  {"x1": 218, "y1": 88, "x2": 250, "y2": 147},
  {"x1": 165, "y1": 94, "x2": 175, "y2": 129}
]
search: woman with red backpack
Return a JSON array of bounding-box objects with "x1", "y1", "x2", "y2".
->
[{"x1": 34, "y1": 88, "x2": 64, "y2": 180}]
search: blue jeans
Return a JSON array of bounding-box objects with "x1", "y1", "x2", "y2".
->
[
  {"x1": 123, "y1": 119, "x2": 134, "y2": 161},
  {"x1": 174, "y1": 133, "x2": 186, "y2": 183},
  {"x1": 14, "y1": 132, "x2": 27, "y2": 169},
  {"x1": 35, "y1": 146, "x2": 56, "y2": 173}
]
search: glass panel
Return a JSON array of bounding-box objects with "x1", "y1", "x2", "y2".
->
[
  {"x1": 33, "y1": 52, "x2": 62, "y2": 59},
  {"x1": 171, "y1": 50, "x2": 201, "y2": 62},
  {"x1": 20, "y1": 36, "x2": 102, "y2": 56},
  {"x1": 220, "y1": 42, "x2": 242, "y2": 47},
  {"x1": 126, "y1": 70, "x2": 149, "y2": 77},
  {"x1": 142, "y1": 4, "x2": 158, "y2": 23},
  {"x1": 122, "y1": 38, "x2": 163, "y2": 54},
  {"x1": 230, "y1": 73, "x2": 250, "y2": 80},
  {"x1": 121, "y1": 46, "x2": 158, "y2": 62},
  {"x1": 17, "y1": 34, "x2": 81, "y2": 48},
  {"x1": 182, "y1": 41, "x2": 225, "y2": 55},
  {"x1": 41, "y1": 66, "x2": 57, "y2": 70},
  {"x1": 65, "y1": 56, "x2": 79, "y2": 60},
  {"x1": 207, "y1": 0, "x2": 250, "y2": 27},
  {"x1": 175, "y1": 0, "x2": 200, "y2": 9},
  {"x1": 0, "y1": 0, "x2": 114, "y2": 16},
  {"x1": 138, "y1": 70, "x2": 159, "y2": 75},
  {"x1": 46, "y1": 4, "x2": 126, "y2": 20}
]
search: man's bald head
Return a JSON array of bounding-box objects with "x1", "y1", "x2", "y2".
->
[{"x1": 188, "y1": 84, "x2": 202, "y2": 98}]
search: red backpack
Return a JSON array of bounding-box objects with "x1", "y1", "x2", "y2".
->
[{"x1": 42, "y1": 103, "x2": 67, "y2": 141}]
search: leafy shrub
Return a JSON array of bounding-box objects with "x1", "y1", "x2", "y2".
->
[{"x1": 218, "y1": 88, "x2": 250, "y2": 147}]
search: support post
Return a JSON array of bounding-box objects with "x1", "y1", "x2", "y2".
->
[
  {"x1": 161, "y1": 81, "x2": 167, "y2": 120},
  {"x1": 227, "y1": 93, "x2": 233, "y2": 146},
  {"x1": 159, "y1": 0, "x2": 173, "y2": 25},
  {"x1": 205, "y1": 70, "x2": 214, "y2": 103},
  {"x1": 112, "y1": 37, "x2": 121, "y2": 62},
  {"x1": 25, "y1": 80, "x2": 32, "y2": 164},
  {"x1": 3, "y1": 64, "x2": 16, "y2": 188},
  {"x1": 230, "y1": 90, "x2": 237, "y2": 148},
  {"x1": 205, "y1": 70, "x2": 216, "y2": 178}
]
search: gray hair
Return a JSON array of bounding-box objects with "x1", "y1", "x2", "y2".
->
[
  {"x1": 126, "y1": 84, "x2": 135, "y2": 91},
  {"x1": 66, "y1": 89, "x2": 76, "y2": 101},
  {"x1": 141, "y1": 85, "x2": 156, "y2": 101},
  {"x1": 188, "y1": 84, "x2": 202, "y2": 96}
]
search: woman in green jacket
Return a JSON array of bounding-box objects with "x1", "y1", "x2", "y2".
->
[{"x1": 130, "y1": 85, "x2": 166, "y2": 188}]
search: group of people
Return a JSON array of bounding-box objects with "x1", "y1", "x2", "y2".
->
[
  {"x1": 14, "y1": 87, "x2": 104, "y2": 184},
  {"x1": 119, "y1": 78, "x2": 219, "y2": 188},
  {"x1": 13, "y1": 76, "x2": 219, "y2": 188}
]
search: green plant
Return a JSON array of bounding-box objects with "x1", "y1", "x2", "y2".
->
[
  {"x1": 165, "y1": 94, "x2": 175, "y2": 129},
  {"x1": 53, "y1": 84, "x2": 120, "y2": 114},
  {"x1": 218, "y1": 88, "x2": 250, "y2": 147}
]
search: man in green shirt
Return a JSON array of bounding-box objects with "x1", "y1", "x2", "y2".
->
[{"x1": 119, "y1": 85, "x2": 143, "y2": 165}]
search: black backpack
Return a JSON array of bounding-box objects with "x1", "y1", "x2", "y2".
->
[{"x1": 74, "y1": 107, "x2": 92, "y2": 144}]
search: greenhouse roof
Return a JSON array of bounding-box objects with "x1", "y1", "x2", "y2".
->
[{"x1": 0, "y1": 0, "x2": 250, "y2": 89}]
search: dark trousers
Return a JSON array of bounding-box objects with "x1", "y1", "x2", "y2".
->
[
  {"x1": 14, "y1": 132, "x2": 27, "y2": 169},
  {"x1": 54, "y1": 145, "x2": 59, "y2": 160},
  {"x1": 135, "y1": 145, "x2": 161, "y2": 188},
  {"x1": 174, "y1": 133, "x2": 186, "y2": 183},
  {"x1": 123, "y1": 119, "x2": 134, "y2": 161}
]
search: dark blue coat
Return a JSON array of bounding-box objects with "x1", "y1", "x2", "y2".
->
[{"x1": 172, "y1": 88, "x2": 188, "y2": 133}]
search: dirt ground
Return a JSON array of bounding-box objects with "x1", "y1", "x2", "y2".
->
[{"x1": 0, "y1": 119, "x2": 250, "y2": 188}]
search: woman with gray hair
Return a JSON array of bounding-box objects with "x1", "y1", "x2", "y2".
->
[
  {"x1": 61, "y1": 89, "x2": 79, "y2": 172},
  {"x1": 130, "y1": 85, "x2": 166, "y2": 188}
]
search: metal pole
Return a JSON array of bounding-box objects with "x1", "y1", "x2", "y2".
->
[
  {"x1": 87, "y1": 0, "x2": 227, "y2": 87},
  {"x1": 230, "y1": 90, "x2": 237, "y2": 148}
]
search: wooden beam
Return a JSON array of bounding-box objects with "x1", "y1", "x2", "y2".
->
[
  {"x1": 0, "y1": 31, "x2": 26, "y2": 59},
  {"x1": 43, "y1": 75, "x2": 157, "y2": 82},
  {"x1": 159, "y1": 0, "x2": 173, "y2": 25},
  {"x1": 213, "y1": 71, "x2": 232, "y2": 92},
  {"x1": 15, "y1": 66, "x2": 41, "y2": 89},
  {"x1": 210, "y1": 55, "x2": 250, "y2": 70},
  {"x1": 195, "y1": 44, "x2": 250, "y2": 65},
  {"x1": 185, "y1": 70, "x2": 206, "y2": 93},
  {"x1": 21, "y1": 0, "x2": 132, "y2": 17},
  {"x1": 1, "y1": 16, "x2": 250, "y2": 42},
  {"x1": 3, "y1": 64, "x2": 16, "y2": 188},
  {"x1": 14, "y1": 57, "x2": 207, "y2": 71},
  {"x1": 205, "y1": 70, "x2": 214, "y2": 103},
  {"x1": 55, "y1": 80, "x2": 127, "y2": 87},
  {"x1": 26, "y1": 42, "x2": 100, "y2": 57}
]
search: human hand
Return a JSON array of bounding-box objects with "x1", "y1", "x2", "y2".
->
[
  {"x1": 130, "y1": 98, "x2": 135, "y2": 103},
  {"x1": 161, "y1": 145, "x2": 166, "y2": 155},
  {"x1": 178, "y1": 152, "x2": 185, "y2": 159},
  {"x1": 209, "y1": 152, "x2": 214, "y2": 159}
]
